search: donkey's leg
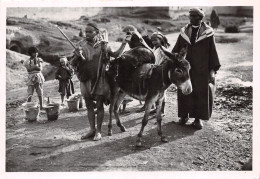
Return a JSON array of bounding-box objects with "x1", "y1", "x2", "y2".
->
[
  {"x1": 136, "y1": 96, "x2": 157, "y2": 147},
  {"x1": 108, "y1": 90, "x2": 119, "y2": 136},
  {"x1": 114, "y1": 91, "x2": 127, "y2": 132},
  {"x1": 156, "y1": 96, "x2": 168, "y2": 143}
]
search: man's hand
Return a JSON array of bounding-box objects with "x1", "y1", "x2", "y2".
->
[
  {"x1": 73, "y1": 47, "x2": 83, "y2": 57},
  {"x1": 209, "y1": 69, "x2": 215, "y2": 83}
]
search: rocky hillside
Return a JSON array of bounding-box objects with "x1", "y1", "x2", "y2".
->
[
  {"x1": 6, "y1": 10, "x2": 252, "y2": 90},
  {"x1": 6, "y1": 49, "x2": 56, "y2": 91}
]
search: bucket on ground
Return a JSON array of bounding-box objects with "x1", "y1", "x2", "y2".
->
[
  {"x1": 67, "y1": 99, "x2": 79, "y2": 112},
  {"x1": 23, "y1": 102, "x2": 39, "y2": 122},
  {"x1": 45, "y1": 103, "x2": 60, "y2": 121}
]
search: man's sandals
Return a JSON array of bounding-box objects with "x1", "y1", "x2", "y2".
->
[
  {"x1": 177, "y1": 117, "x2": 203, "y2": 129},
  {"x1": 191, "y1": 119, "x2": 203, "y2": 129},
  {"x1": 177, "y1": 117, "x2": 189, "y2": 125}
]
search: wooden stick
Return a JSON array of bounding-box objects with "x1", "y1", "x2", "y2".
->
[{"x1": 56, "y1": 25, "x2": 85, "y2": 60}]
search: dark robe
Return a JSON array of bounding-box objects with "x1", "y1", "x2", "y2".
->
[
  {"x1": 76, "y1": 40, "x2": 111, "y2": 104},
  {"x1": 55, "y1": 65, "x2": 74, "y2": 98},
  {"x1": 172, "y1": 22, "x2": 221, "y2": 120}
]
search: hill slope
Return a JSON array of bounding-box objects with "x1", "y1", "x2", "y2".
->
[{"x1": 6, "y1": 49, "x2": 56, "y2": 91}]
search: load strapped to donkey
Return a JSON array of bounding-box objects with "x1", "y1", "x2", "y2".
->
[
  {"x1": 109, "y1": 46, "x2": 155, "y2": 96},
  {"x1": 108, "y1": 28, "x2": 156, "y2": 98}
]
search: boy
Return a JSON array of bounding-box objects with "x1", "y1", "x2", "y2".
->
[
  {"x1": 21, "y1": 46, "x2": 45, "y2": 110},
  {"x1": 55, "y1": 56, "x2": 74, "y2": 105}
]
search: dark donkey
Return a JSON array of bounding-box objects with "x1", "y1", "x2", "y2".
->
[{"x1": 107, "y1": 46, "x2": 192, "y2": 146}]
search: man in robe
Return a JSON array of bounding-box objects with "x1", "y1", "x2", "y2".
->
[{"x1": 172, "y1": 8, "x2": 221, "y2": 129}]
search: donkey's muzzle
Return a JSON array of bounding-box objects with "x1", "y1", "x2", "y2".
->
[{"x1": 180, "y1": 79, "x2": 192, "y2": 95}]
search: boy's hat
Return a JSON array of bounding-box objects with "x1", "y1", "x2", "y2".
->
[
  {"x1": 86, "y1": 22, "x2": 99, "y2": 31},
  {"x1": 151, "y1": 31, "x2": 165, "y2": 40},
  {"x1": 151, "y1": 31, "x2": 170, "y2": 48},
  {"x1": 123, "y1": 25, "x2": 137, "y2": 33},
  {"x1": 59, "y1": 56, "x2": 67, "y2": 64}
]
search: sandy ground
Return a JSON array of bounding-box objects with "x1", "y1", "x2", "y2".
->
[{"x1": 6, "y1": 31, "x2": 253, "y2": 173}]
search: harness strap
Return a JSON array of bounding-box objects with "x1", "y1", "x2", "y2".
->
[{"x1": 162, "y1": 65, "x2": 166, "y2": 87}]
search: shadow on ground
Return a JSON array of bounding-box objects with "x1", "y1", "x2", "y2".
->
[{"x1": 6, "y1": 104, "x2": 197, "y2": 171}]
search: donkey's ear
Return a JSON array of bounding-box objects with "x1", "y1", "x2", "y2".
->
[{"x1": 160, "y1": 47, "x2": 176, "y2": 59}]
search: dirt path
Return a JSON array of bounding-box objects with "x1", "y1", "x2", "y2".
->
[
  {"x1": 6, "y1": 91, "x2": 252, "y2": 171},
  {"x1": 6, "y1": 32, "x2": 253, "y2": 172}
]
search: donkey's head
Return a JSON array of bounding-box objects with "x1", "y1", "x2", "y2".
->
[{"x1": 163, "y1": 46, "x2": 192, "y2": 95}]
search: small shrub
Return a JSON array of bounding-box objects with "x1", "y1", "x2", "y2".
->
[
  {"x1": 143, "y1": 20, "x2": 149, "y2": 24},
  {"x1": 210, "y1": 9, "x2": 220, "y2": 29},
  {"x1": 215, "y1": 37, "x2": 239, "y2": 43},
  {"x1": 92, "y1": 19, "x2": 100, "y2": 23},
  {"x1": 79, "y1": 16, "x2": 89, "y2": 21},
  {"x1": 225, "y1": 25, "x2": 239, "y2": 33},
  {"x1": 100, "y1": 18, "x2": 110, "y2": 23},
  {"x1": 39, "y1": 38, "x2": 50, "y2": 47},
  {"x1": 6, "y1": 19, "x2": 17, "y2": 25},
  {"x1": 92, "y1": 18, "x2": 110, "y2": 23},
  {"x1": 151, "y1": 21, "x2": 162, "y2": 26},
  {"x1": 176, "y1": 14, "x2": 189, "y2": 21},
  {"x1": 50, "y1": 21, "x2": 72, "y2": 28}
]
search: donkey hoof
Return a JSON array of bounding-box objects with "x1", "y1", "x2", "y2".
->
[
  {"x1": 108, "y1": 131, "x2": 112, "y2": 136},
  {"x1": 136, "y1": 138, "x2": 142, "y2": 147},
  {"x1": 136, "y1": 141, "x2": 142, "y2": 147},
  {"x1": 120, "y1": 126, "x2": 127, "y2": 132},
  {"x1": 161, "y1": 136, "x2": 168, "y2": 143}
]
